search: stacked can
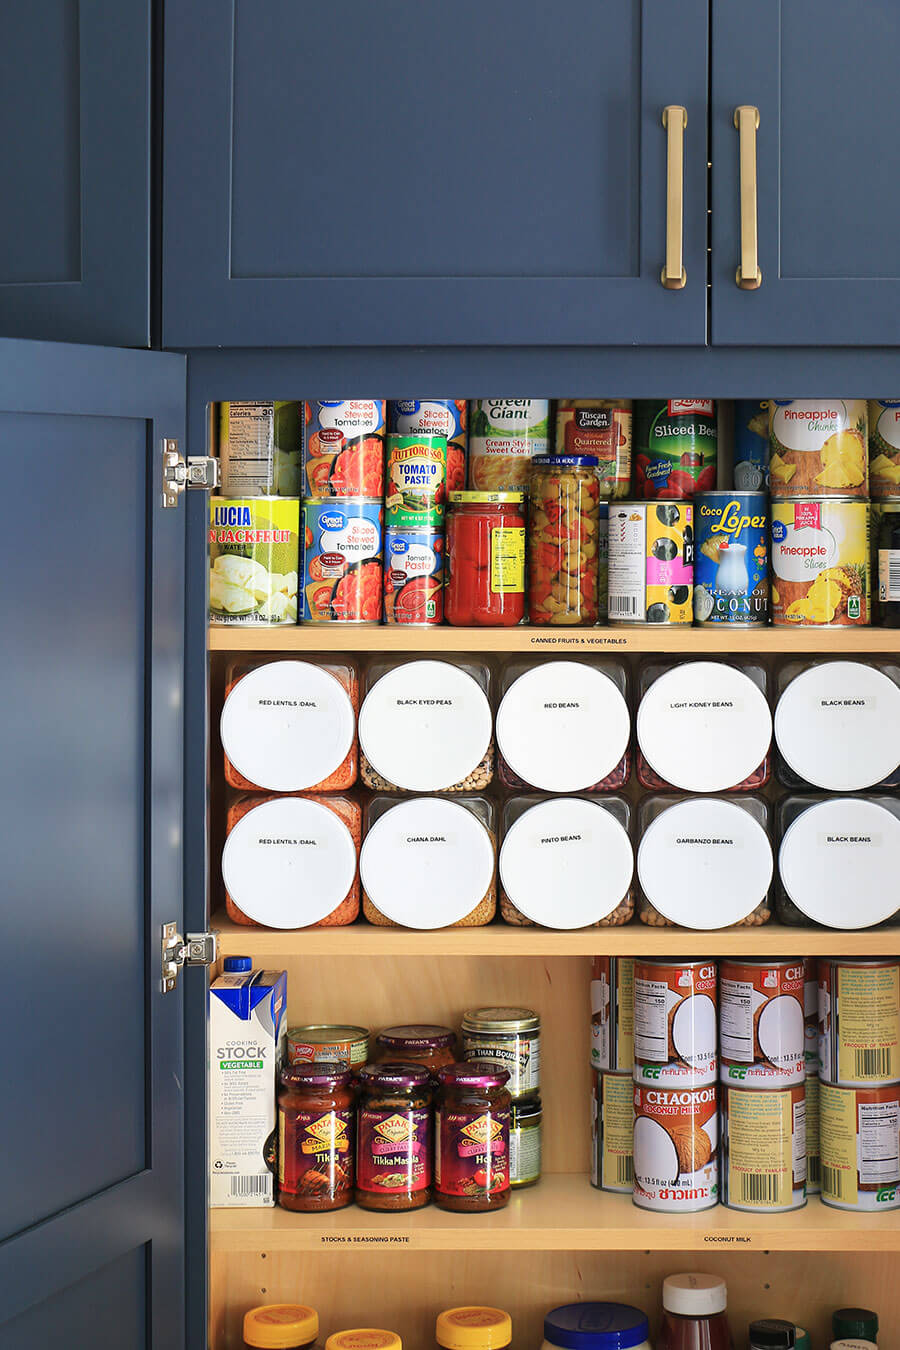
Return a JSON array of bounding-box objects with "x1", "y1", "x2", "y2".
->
[
  {"x1": 383, "y1": 411, "x2": 450, "y2": 626},
  {"x1": 461, "y1": 1006, "x2": 541, "y2": 1189},
  {"x1": 817, "y1": 958, "x2": 900, "y2": 1211},
  {"x1": 589, "y1": 957, "x2": 634, "y2": 1194}
]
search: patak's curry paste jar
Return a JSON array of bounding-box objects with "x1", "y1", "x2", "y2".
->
[
  {"x1": 435, "y1": 1063, "x2": 511, "y2": 1211},
  {"x1": 355, "y1": 1063, "x2": 433, "y2": 1211},
  {"x1": 277, "y1": 1063, "x2": 355, "y2": 1212}
]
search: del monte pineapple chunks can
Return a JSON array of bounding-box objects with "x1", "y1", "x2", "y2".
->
[
  {"x1": 769, "y1": 400, "x2": 868, "y2": 497},
  {"x1": 209, "y1": 497, "x2": 299, "y2": 625},
  {"x1": 771, "y1": 498, "x2": 869, "y2": 627}
]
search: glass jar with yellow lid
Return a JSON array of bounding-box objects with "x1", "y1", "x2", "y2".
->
[
  {"x1": 436, "y1": 1307, "x2": 512, "y2": 1350},
  {"x1": 243, "y1": 1304, "x2": 320, "y2": 1350},
  {"x1": 325, "y1": 1333, "x2": 402, "y2": 1350}
]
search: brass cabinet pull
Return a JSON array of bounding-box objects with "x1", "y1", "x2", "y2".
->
[
  {"x1": 660, "y1": 105, "x2": 687, "y2": 289},
  {"x1": 734, "y1": 105, "x2": 762, "y2": 289}
]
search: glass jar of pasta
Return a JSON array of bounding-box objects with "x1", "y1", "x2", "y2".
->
[{"x1": 527, "y1": 456, "x2": 602, "y2": 626}]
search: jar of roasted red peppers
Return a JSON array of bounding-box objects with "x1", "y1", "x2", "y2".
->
[
  {"x1": 435, "y1": 1062, "x2": 511, "y2": 1212},
  {"x1": 355, "y1": 1063, "x2": 433, "y2": 1211},
  {"x1": 445, "y1": 492, "x2": 526, "y2": 626},
  {"x1": 527, "y1": 456, "x2": 602, "y2": 626},
  {"x1": 277, "y1": 1062, "x2": 355, "y2": 1212}
]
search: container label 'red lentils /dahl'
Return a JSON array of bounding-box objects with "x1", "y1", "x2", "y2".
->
[
  {"x1": 435, "y1": 1108, "x2": 510, "y2": 1197},
  {"x1": 356, "y1": 1107, "x2": 432, "y2": 1196},
  {"x1": 634, "y1": 400, "x2": 717, "y2": 499},
  {"x1": 277, "y1": 1107, "x2": 354, "y2": 1199}
]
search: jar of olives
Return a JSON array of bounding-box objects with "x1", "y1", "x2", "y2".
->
[{"x1": 527, "y1": 456, "x2": 603, "y2": 626}]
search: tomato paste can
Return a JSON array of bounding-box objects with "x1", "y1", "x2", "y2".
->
[
  {"x1": 383, "y1": 527, "x2": 444, "y2": 625},
  {"x1": 804, "y1": 958, "x2": 819, "y2": 1075},
  {"x1": 633, "y1": 959, "x2": 717, "y2": 1087},
  {"x1": 719, "y1": 959, "x2": 806, "y2": 1089},
  {"x1": 806, "y1": 1071, "x2": 821, "y2": 1194},
  {"x1": 302, "y1": 400, "x2": 386, "y2": 497},
  {"x1": 299, "y1": 497, "x2": 384, "y2": 624},
  {"x1": 608, "y1": 501, "x2": 694, "y2": 625},
  {"x1": 634, "y1": 399, "x2": 717, "y2": 499},
  {"x1": 868, "y1": 400, "x2": 900, "y2": 499},
  {"x1": 733, "y1": 399, "x2": 771, "y2": 491},
  {"x1": 769, "y1": 399, "x2": 868, "y2": 498},
  {"x1": 591, "y1": 1069, "x2": 634, "y2": 1193},
  {"x1": 287, "y1": 1024, "x2": 370, "y2": 1069},
  {"x1": 771, "y1": 497, "x2": 870, "y2": 626},
  {"x1": 820, "y1": 1081, "x2": 900, "y2": 1211},
  {"x1": 818, "y1": 959, "x2": 900, "y2": 1087},
  {"x1": 590, "y1": 956, "x2": 634, "y2": 1074},
  {"x1": 721, "y1": 1083, "x2": 807, "y2": 1212},
  {"x1": 389, "y1": 400, "x2": 467, "y2": 491},
  {"x1": 693, "y1": 491, "x2": 768, "y2": 626},
  {"x1": 219, "y1": 401, "x2": 302, "y2": 497},
  {"x1": 467, "y1": 399, "x2": 550, "y2": 491},
  {"x1": 632, "y1": 1082, "x2": 719, "y2": 1212},
  {"x1": 555, "y1": 400, "x2": 632, "y2": 499},
  {"x1": 385, "y1": 434, "x2": 447, "y2": 529},
  {"x1": 209, "y1": 497, "x2": 300, "y2": 626}
]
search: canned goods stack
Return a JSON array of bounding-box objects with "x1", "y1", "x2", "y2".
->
[
  {"x1": 589, "y1": 958, "x2": 635, "y2": 1193},
  {"x1": 461, "y1": 1007, "x2": 542, "y2": 1189}
]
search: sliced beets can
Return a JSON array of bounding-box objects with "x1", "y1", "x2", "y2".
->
[{"x1": 383, "y1": 528, "x2": 445, "y2": 625}]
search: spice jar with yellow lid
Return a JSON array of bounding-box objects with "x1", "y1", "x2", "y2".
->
[
  {"x1": 243, "y1": 1304, "x2": 320, "y2": 1349},
  {"x1": 436, "y1": 1307, "x2": 512, "y2": 1350},
  {"x1": 325, "y1": 1333, "x2": 402, "y2": 1350}
]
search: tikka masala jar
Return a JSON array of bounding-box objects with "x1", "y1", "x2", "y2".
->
[
  {"x1": 445, "y1": 492, "x2": 526, "y2": 626},
  {"x1": 435, "y1": 1062, "x2": 511, "y2": 1212},
  {"x1": 375, "y1": 1024, "x2": 458, "y2": 1073},
  {"x1": 277, "y1": 1062, "x2": 355, "y2": 1212},
  {"x1": 355, "y1": 1063, "x2": 433, "y2": 1211}
]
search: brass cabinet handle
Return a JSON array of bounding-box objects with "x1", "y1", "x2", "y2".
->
[
  {"x1": 734, "y1": 105, "x2": 762, "y2": 288},
  {"x1": 660, "y1": 106, "x2": 687, "y2": 289}
]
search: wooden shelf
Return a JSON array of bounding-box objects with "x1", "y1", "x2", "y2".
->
[
  {"x1": 209, "y1": 1174, "x2": 900, "y2": 1253},
  {"x1": 213, "y1": 912, "x2": 899, "y2": 959}
]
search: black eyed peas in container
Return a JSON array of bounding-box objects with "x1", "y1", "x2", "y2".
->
[{"x1": 527, "y1": 455, "x2": 603, "y2": 626}]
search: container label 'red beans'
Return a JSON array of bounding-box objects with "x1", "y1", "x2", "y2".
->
[
  {"x1": 356, "y1": 1108, "x2": 432, "y2": 1195},
  {"x1": 278, "y1": 1107, "x2": 354, "y2": 1198},
  {"x1": 435, "y1": 1108, "x2": 510, "y2": 1197}
]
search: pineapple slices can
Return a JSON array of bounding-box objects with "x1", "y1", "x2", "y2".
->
[{"x1": 770, "y1": 498, "x2": 870, "y2": 627}]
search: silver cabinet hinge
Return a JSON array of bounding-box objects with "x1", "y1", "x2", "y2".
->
[
  {"x1": 162, "y1": 438, "x2": 220, "y2": 508},
  {"x1": 161, "y1": 922, "x2": 219, "y2": 992}
]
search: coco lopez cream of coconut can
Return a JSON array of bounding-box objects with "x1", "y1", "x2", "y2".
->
[
  {"x1": 209, "y1": 497, "x2": 300, "y2": 625},
  {"x1": 693, "y1": 492, "x2": 768, "y2": 626}
]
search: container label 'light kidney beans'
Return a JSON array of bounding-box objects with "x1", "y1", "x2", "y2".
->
[
  {"x1": 302, "y1": 400, "x2": 386, "y2": 497},
  {"x1": 634, "y1": 400, "x2": 717, "y2": 499}
]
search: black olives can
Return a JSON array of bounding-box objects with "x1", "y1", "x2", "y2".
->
[{"x1": 608, "y1": 500, "x2": 694, "y2": 625}]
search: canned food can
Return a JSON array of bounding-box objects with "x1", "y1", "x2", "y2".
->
[
  {"x1": 596, "y1": 503, "x2": 610, "y2": 623},
  {"x1": 820, "y1": 1081, "x2": 900, "y2": 1210},
  {"x1": 633, "y1": 960, "x2": 717, "y2": 1087},
  {"x1": 806, "y1": 1072, "x2": 821, "y2": 1194},
  {"x1": 287, "y1": 1024, "x2": 370, "y2": 1068},
  {"x1": 818, "y1": 959, "x2": 900, "y2": 1087},
  {"x1": 693, "y1": 492, "x2": 768, "y2": 626},
  {"x1": 302, "y1": 400, "x2": 386, "y2": 497},
  {"x1": 632, "y1": 1082, "x2": 719, "y2": 1212},
  {"x1": 209, "y1": 497, "x2": 300, "y2": 625},
  {"x1": 219, "y1": 401, "x2": 302, "y2": 497},
  {"x1": 804, "y1": 958, "x2": 820, "y2": 1075},
  {"x1": 385, "y1": 434, "x2": 447, "y2": 529},
  {"x1": 467, "y1": 399, "x2": 550, "y2": 491},
  {"x1": 733, "y1": 399, "x2": 771, "y2": 491},
  {"x1": 719, "y1": 959, "x2": 806, "y2": 1089},
  {"x1": 769, "y1": 400, "x2": 868, "y2": 497},
  {"x1": 383, "y1": 528, "x2": 444, "y2": 625},
  {"x1": 555, "y1": 400, "x2": 632, "y2": 498},
  {"x1": 510, "y1": 1096, "x2": 542, "y2": 1188},
  {"x1": 590, "y1": 956, "x2": 634, "y2": 1074},
  {"x1": 634, "y1": 399, "x2": 717, "y2": 499},
  {"x1": 591, "y1": 1069, "x2": 634, "y2": 1193},
  {"x1": 300, "y1": 497, "x2": 383, "y2": 624},
  {"x1": 389, "y1": 400, "x2": 467, "y2": 490},
  {"x1": 721, "y1": 1083, "x2": 806, "y2": 1212},
  {"x1": 608, "y1": 501, "x2": 694, "y2": 625},
  {"x1": 461, "y1": 1006, "x2": 540, "y2": 1101},
  {"x1": 868, "y1": 400, "x2": 900, "y2": 499},
  {"x1": 771, "y1": 498, "x2": 870, "y2": 626}
]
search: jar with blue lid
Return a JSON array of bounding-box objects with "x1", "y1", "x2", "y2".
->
[
  {"x1": 543, "y1": 1303, "x2": 651, "y2": 1350},
  {"x1": 527, "y1": 455, "x2": 604, "y2": 627}
]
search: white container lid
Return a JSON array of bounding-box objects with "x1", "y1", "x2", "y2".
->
[
  {"x1": 637, "y1": 662, "x2": 771, "y2": 792},
  {"x1": 496, "y1": 662, "x2": 630, "y2": 792},
  {"x1": 359, "y1": 660, "x2": 492, "y2": 791},
  {"x1": 662, "y1": 1274, "x2": 727, "y2": 1317},
  {"x1": 775, "y1": 661, "x2": 900, "y2": 790},
  {"x1": 779, "y1": 798, "x2": 900, "y2": 929},
  {"x1": 499, "y1": 798, "x2": 633, "y2": 929},
  {"x1": 360, "y1": 798, "x2": 494, "y2": 928},
  {"x1": 220, "y1": 661, "x2": 355, "y2": 791},
  {"x1": 637, "y1": 799, "x2": 773, "y2": 929},
  {"x1": 222, "y1": 797, "x2": 357, "y2": 928}
]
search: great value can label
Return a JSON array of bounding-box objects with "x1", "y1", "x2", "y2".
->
[
  {"x1": 721, "y1": 1083, "x2": 807, "y2": 1212},
  {"x1": 720, "y1": 961, "x2": 806, "y2": 1089},
  {"x1": 209, "y1": 497, "x2": 299, "y2": 625},
  {"x1": 300, "y1": 498, "x2": 383, "y2": 624},
  {"x1": 383, "y1": 528, "x2": 444, "y2": 625},
  {"x1": 389, "y1": 400, "x2": 467, "y2": 489},
  {"x1": 769, "y1": 400, "x2": 868, "y2": 497},
  {"x1": 634, "y1": 399, "x2": 717, "y2": 499},
  {"x1": 632, "y1": 1083, "x2": 719, "y2": 1212},
  {"x1": 302, "y1": 400, "x2": 386, "y2": 497},
  {"x1": 694, "y1": 492, "x2": 768, "y2": 626},
  {"x1": 771, "y1": 498, "x2": 869, "y2": 626},
  {"x1": 608, "y1": 501, "x2": 693, "y2": 625},
  {"x1": 733, "y1": 399, "x2": 770, "y2": 491}
]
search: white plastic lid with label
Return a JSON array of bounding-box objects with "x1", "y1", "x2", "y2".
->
[
  {"x1": 220, "y1": 661, "x2": 355, "y2": 791},
  {"x1": 779, "y1": 797, "x2": 900, "y2": 929},
  {"x1": 358, "y1": 660, "x2": 492, "y2": 791},
  {"x1": 360, "y1": 798, "x2": 494, "y2": 928},
  {"x1": 637, "y1": 662, "x2": 772, "y2": 792},
  {"x1": 775, "y1": 661, "x2": 900, "y2": 790},
  {"x1": 499, "y1": 798, "x2": 633, "y2": 929},
  {"x1": 496, "y1": 662, "x2": 630, "y2": 792},
  {"x1": 637, "y1": 798, "x2": 773, "y2": 929},
  {"x1": 222, "y1": 797, "x2": 357, "y2": 928}
]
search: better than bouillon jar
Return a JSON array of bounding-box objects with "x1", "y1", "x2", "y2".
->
[{"x1": 461, "y1": 1007, "x2": 540, "y2": 1101}]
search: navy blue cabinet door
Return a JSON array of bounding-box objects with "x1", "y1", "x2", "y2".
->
[
  {"x1": 163, "y1": 0, "x2": 708, "y2": 348},
  {"x1": 0, "y1": 340, "x2": 186, "y2": 1350},
  {"x1": 0, "y1": 4, "x2": 151, "y2": 347},
  {"x1": 712, "y1": 0, "x2": 900, "y2": 346}
]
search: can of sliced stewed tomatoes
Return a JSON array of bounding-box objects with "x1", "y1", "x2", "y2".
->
[
  {"x1": 633, "y1": 959, "x2": 717, "y2": 1087},
  {"x1": 590, "y1": 956, "x2": 634, "y2": 1074},
  {"x1": 820, "y1": 1081, "x2": 900, "y2": 1210},
  {"x1": 719, "y1": 959, "x2": 806, "y2": 1089},
  {"x1": 632, "y1": 1082, "x2": 719, "y2": 1212},
  {"x1": 302, "y1": 400, "x2": 386, "y2": 498},
  {"x1": 721, "y1": 1083, "x2": 807, "y2": 1212},
  {"x1": 590, "y1": 1069, "x2": 634, "y2": 1193},
  {"x1": 300, "y1": 497, "x2": 384, "y2": 624},
  {"x1": 383, "y1": 528, "x2": 444, "y2": 625},
  {"x1": 818, "y1": 959, "x2": 900, "y2": 1087}
]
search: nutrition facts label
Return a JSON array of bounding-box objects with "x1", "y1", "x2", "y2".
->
[
  {"x1": 859, "y1": 1100, "x2": 900, "y2": 1185},
  {"x1": 720, "y1": 979, "x2": 754, "y2": 1062},
  {"x1": 633, "y1": 979, "x2": 668, "y2": 1061}
]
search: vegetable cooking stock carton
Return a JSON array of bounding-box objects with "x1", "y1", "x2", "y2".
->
[{"x1": 209, "y1": 960, "x2": 287, "y2": 1206}]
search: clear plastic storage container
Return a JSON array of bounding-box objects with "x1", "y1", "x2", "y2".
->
[
  {"x1": 495, "y1": 658, "x2": 631, "y2": 793},
  {"x1": 360, "y1": 795, "x2": 496, "y2": 928},
  {"x1": 498, "y1": 795, "x2": 634, "y2": 928},
  {"x1": 774, "y1": 659, "x2": 900, "y2": 790},
  {"x1": 776, "y1": 794, "x2": 900, "y2": 928},
  {"x1": 637, "y1": 795, "x2": 773, "y2": 928},
  {"x1": 358, "y1": 658, "x2": 494, "y2": 792}
]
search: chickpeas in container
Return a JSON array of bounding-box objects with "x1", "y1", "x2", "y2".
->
[
  {"x1": 774, "y1": 659, "x2": 900, "y2": 791},
  {"x1": 776, "y1": 796, "x2": 900, "y2": 928}
]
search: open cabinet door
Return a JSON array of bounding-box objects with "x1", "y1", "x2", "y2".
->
[{"x1": 0, "y1": 340, "x2": 187, "y2": 1349}]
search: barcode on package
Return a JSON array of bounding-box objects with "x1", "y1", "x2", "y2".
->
[
  {"x1": 608, "y1": 595, "x2": 638, "y2": 616},
  {"x1": 229, "y1": 1176, "x2": 272, "y2": 1199},
  {"x1": 740, "y1": 1172, "x2": 780, "y2": 1205}
]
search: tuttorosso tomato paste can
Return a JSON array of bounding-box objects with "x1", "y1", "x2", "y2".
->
[
  {"x1": 719, "y1": 959, "x2": 806, "y2": 1089},
  {"x1": 721, "y1": 1083, "x2": 807, "y2": 1212},
  {"x1": 388, "y1": 400, "x2": 467, "y2": 491},
  {"x1": 818, "y1": 959, "x2": 900, "y2": 1087},
  {"x1": 590, "y1": 956, "x2": 634, "y2": 1074},
  {"x1": 632, "y1": 1082, "x2": 719, "y2": 1212},
  {"x1": 633, "y1": 960, "x2": 717, "y2": 1088},
  {"x1": 820, "y1": 1081, "x2": 900, "y2": 1211}
]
